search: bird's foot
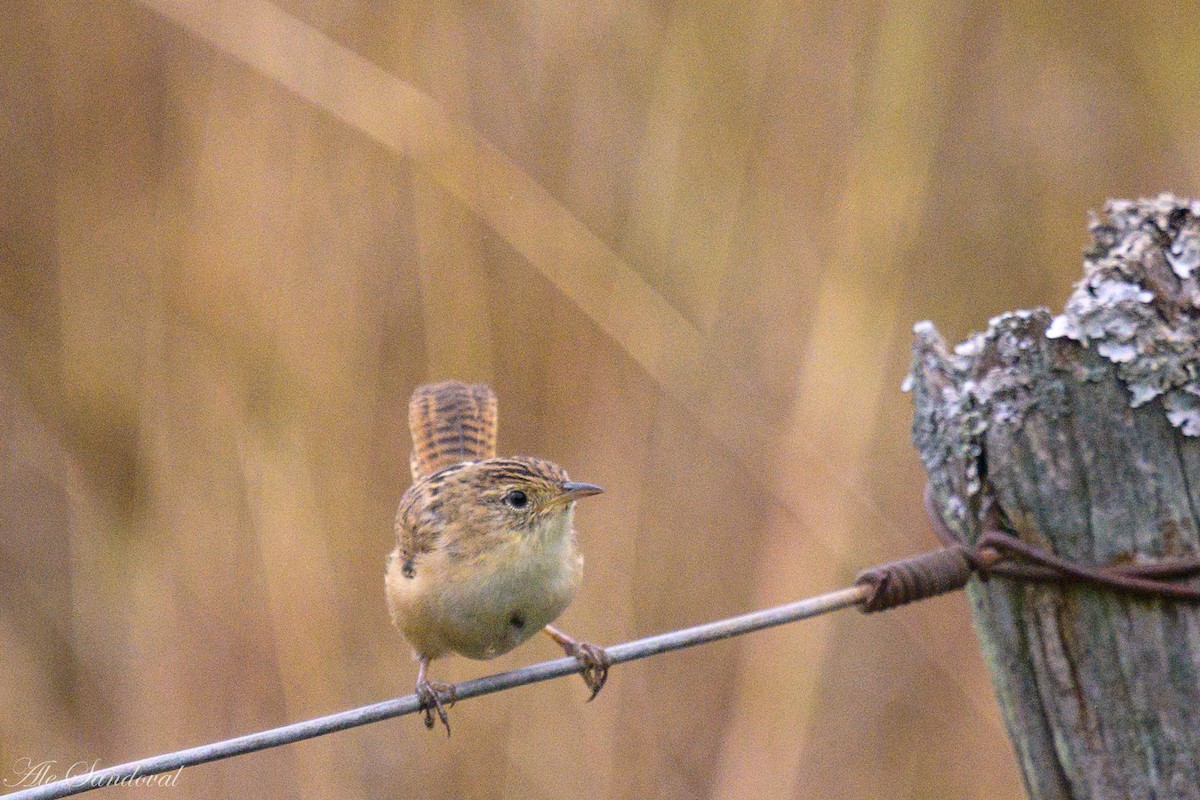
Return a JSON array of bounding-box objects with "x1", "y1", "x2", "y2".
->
[
  {"x1": 572, "y1": 641, "x2": 610, "y2": 701},
  {"x1": 543, "y1": 625, "x2": 610, "y2": 700},
  {"x1": 416, "y1": 679, "x2": 456, "y2": 734},
  {"x1": 561, "y1": 640, "x2": 610, "y2": 701}
]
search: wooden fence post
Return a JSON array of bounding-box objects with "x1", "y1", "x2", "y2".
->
[{"x1": 909, "y1": 195, "x2": 1200, "y2": 799}]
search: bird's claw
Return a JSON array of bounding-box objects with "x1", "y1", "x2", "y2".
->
[
  {"x1": 563, "y1": 641, "x2": 610, "y2": 701},
  {"x1": 416, "y1": 679, "x2": 456, "y2": 734}
]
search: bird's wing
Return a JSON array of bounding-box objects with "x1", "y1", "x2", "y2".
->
[
  {"x1": 408, "y1": 381, "x2": 498, "y2": 480},
  {"x1": 394, "y1": 481, "x2": 445, "y2": 572}
]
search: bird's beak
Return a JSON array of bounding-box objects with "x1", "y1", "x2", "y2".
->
[{"x1": 553, "y1": 481, "x2": 604, "y2": 505}]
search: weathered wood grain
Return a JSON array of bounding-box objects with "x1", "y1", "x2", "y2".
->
[{"x1": 910, "y1": 196, "x2": 1200, "y2": 799}]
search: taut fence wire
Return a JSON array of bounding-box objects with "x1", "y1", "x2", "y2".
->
[
  {"x1": 13, "y1": 485, "x2": 1200, "y2": 800},
  {"x1": 3, "y1": 585, "x2": 871, "y2": 800}
]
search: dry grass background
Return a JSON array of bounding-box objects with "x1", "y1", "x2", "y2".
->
[{"x1": 3, "y1": 1, "x2": 1200, "y2": 798}]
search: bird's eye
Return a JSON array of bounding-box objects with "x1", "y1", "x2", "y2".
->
[{"x1": 503, "y1": 489, "x2": 529, "y2": 509}]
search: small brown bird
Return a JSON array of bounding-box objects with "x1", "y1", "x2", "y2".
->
[{"x1": 385, "y1": 381, "x2": 609, "y2": 732}]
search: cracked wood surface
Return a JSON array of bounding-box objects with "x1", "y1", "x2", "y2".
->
[{"x1": 909, "y1": 196, "x2": 1200, "y2": 800}]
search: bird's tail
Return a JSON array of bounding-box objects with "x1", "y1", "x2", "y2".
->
[{"x1": 407, "y1": 380, "x2": 498, "y2": 479}]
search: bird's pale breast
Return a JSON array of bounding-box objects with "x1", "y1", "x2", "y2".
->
[{"x1": 387, "y1": 508, "x2": 583, "y2": 661}]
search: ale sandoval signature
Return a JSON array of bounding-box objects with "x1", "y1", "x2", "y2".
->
[{"x1": 5, "y1": 758, "x2": 182, "y2": 789}]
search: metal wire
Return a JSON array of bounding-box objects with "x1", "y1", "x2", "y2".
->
[{"x1": 3, "y1": 585, "x2": 871, "y2": 800}]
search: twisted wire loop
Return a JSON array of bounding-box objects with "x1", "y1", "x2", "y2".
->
[
  {"x1": 857, "y1": 483, "x2": 1200, "y2": 613},
  {"x1": 855, "y1": 547, "x2": 976, "y2": 612}
]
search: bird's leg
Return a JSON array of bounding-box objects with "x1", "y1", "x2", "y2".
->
[
  {"x1": 415, "y1": 657, "x2": 456, "y2": 734},
  {"x1": 543, "y1": 625, "x2": 610, "y2": 701}
]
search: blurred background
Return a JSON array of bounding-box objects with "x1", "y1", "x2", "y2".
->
[{"x1": 3, "y1": 1, "x2": 1199, "y2": 798}]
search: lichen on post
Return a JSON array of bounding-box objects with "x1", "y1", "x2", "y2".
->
[{"x1": 908, "y1": 195, "x2": 1200, "y2": 799}]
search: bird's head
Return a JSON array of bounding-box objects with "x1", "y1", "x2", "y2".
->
[{"x1": 437, "y1": 456, "x2": 603, "y2": 535}]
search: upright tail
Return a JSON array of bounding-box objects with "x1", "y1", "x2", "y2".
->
[{"x1": 408, "y1": 381, "x2": 498, "y2": 479}]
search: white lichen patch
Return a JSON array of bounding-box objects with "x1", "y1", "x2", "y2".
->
[
  {"x1": 1165, "y1": 391, "x2": 1200, "y2": 436},
  {"x1": 1044, "y1": 194, "x2": 1200, "y2": 432},
  {"x1": 906, "y1": 311, "x2": 1056, "y2": 516},
  {"x1": 1168, "y1": 226, "x2": 1200, "y2": 280}
]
